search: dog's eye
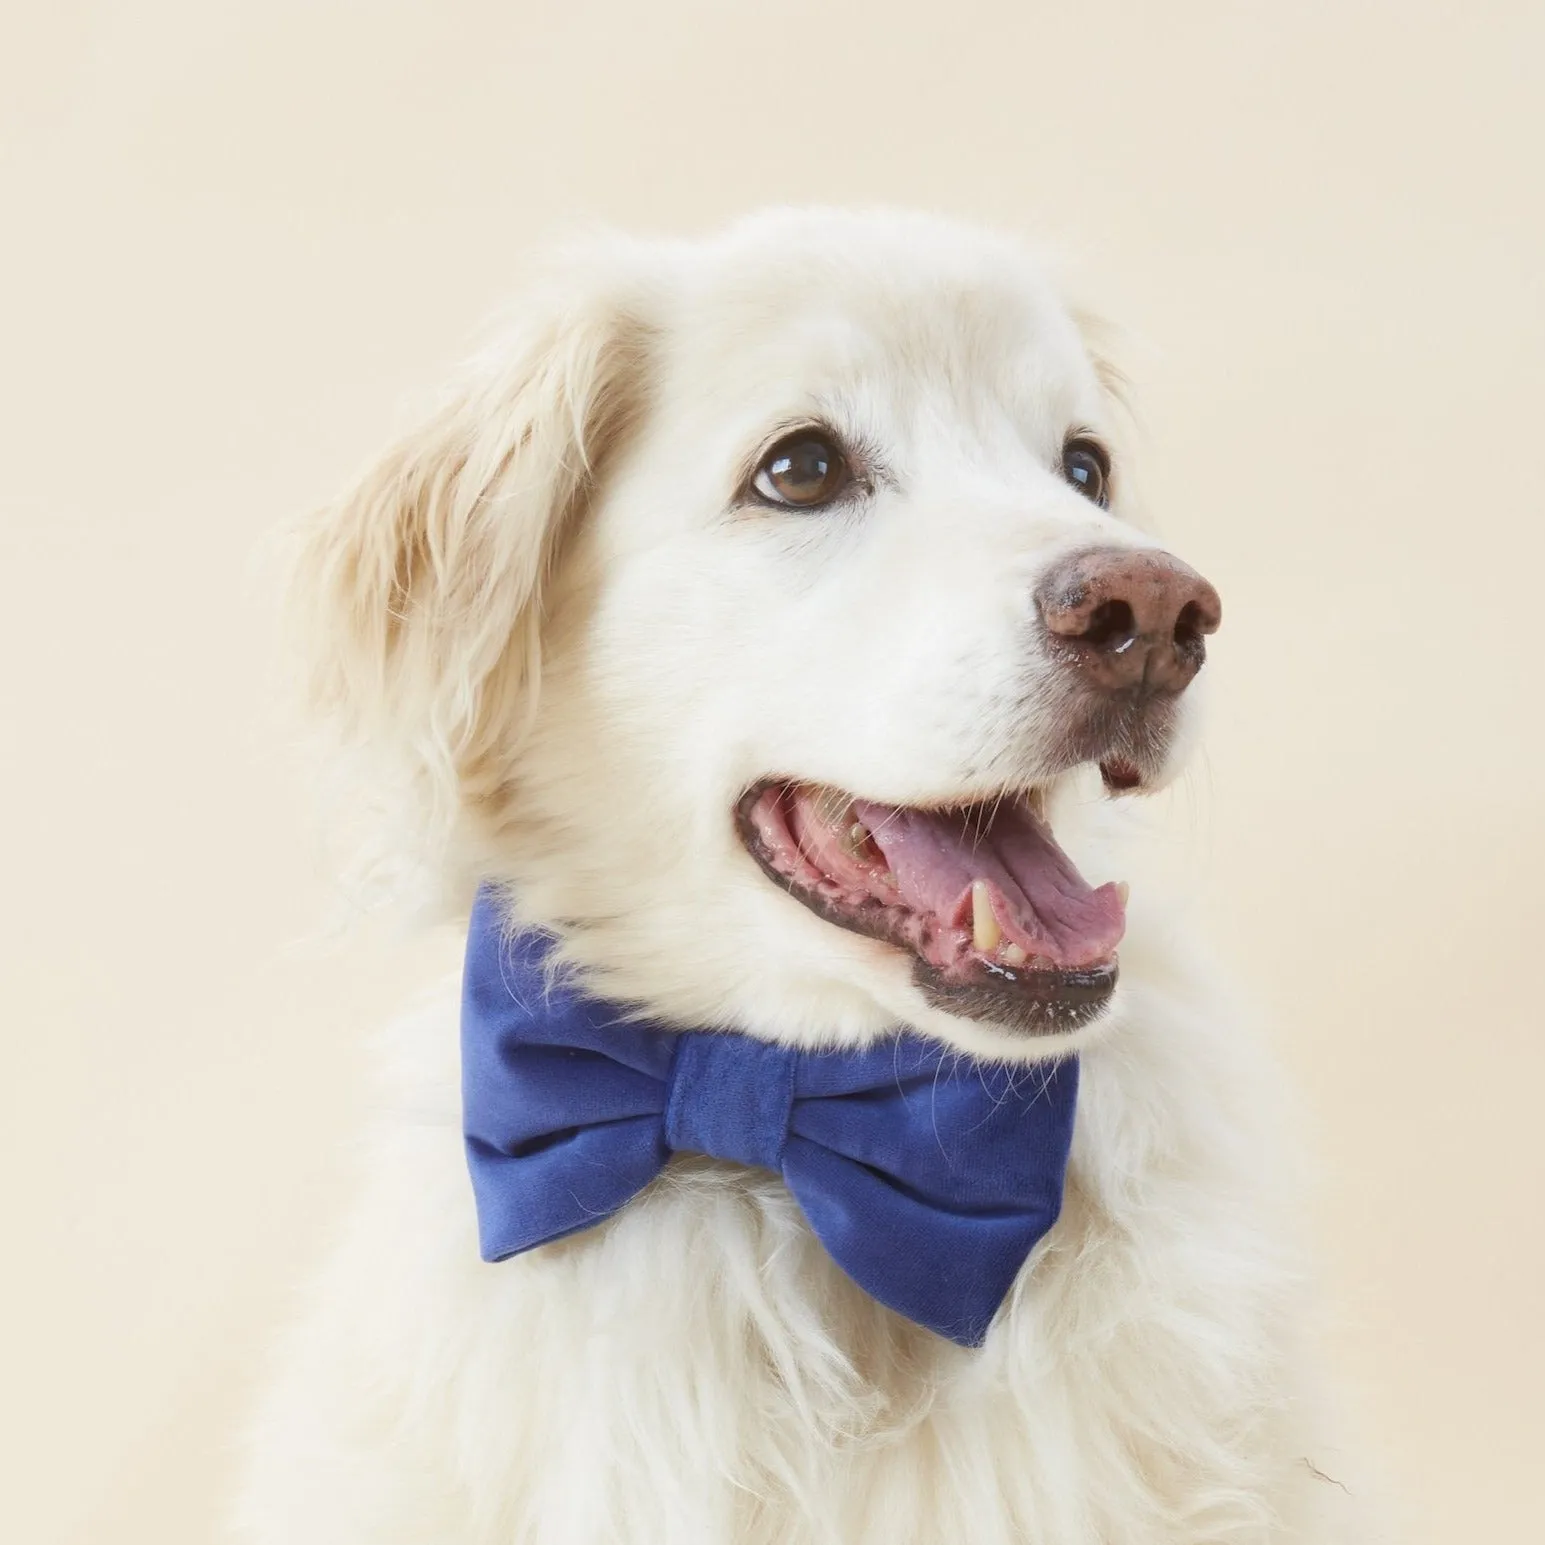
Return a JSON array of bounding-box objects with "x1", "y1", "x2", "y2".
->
[
  {"x1": 752, "y1": 433, "x2": 850, "y2": 508},
  {"x1": 1062, "y1": 438, "x2": 1111, "y2": 507}
]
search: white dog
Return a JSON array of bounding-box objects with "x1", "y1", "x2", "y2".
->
[{"x1": 235, "y1": 209, "x2": 1361, "y2": 1544}]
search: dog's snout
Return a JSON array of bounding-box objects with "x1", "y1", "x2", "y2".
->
[{"x1": 1036, "y1": 547, "x2": 1222, "y2": 696}]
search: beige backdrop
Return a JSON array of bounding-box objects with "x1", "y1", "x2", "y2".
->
[{"x1": 3, "y1": 3, "x2": 1541, "y2": 1541}]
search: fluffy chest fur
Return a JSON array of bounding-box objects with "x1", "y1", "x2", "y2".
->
[{"x1": 238, "y1": 932, "x2": 1348, "y2": 1545}]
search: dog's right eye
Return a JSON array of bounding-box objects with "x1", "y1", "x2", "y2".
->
[{"x1": 751, "y1": 432, "x2": 851, "y2": 508}]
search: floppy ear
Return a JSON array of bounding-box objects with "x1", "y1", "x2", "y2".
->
[{"x1": 286, "y1": 256, "x2": 653, "y2": 892}]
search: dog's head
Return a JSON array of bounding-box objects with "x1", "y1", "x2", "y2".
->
[{"x1": 294, "y1": 209, "x2": 1219, "y2": 1061}]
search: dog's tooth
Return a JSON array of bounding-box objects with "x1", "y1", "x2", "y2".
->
[
  {"x1": 971, "y1": 881, "x2": 1002, "y2": 953},
  {"x1": 1000, "y1": 942, "x2": 1028, "y2": 966},
  {"x1": 843, "y1": 821, "x2": 871, "y2": 857},
  {"x1": 1115, "y1": 881, "x2": 1131, "y2": 907}
]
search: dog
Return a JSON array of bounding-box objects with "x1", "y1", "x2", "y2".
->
[{"x1": 235, "y1": 209, "x2": 1361, "y2": 1543}]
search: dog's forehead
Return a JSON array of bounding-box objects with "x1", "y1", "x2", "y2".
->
[{"x1": 653, "y1": 222, "x2": 1103, "y2": 447}]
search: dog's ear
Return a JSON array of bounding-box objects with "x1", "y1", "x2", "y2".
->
[{"x1": 286, "y1": 252, "x2": 653, "y2": 894}]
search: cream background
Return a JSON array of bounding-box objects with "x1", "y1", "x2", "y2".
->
[{"x1": 3, "y1": 3, "x2": 1541, "y2": 1541}]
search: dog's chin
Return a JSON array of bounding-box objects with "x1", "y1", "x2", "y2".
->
[{"x1": 735, "y1": 778, "x2": 1131, "y2": 1042}]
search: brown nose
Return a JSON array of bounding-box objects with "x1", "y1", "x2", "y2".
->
[{"x1": 1036, "y1": 546, "x2": 1222, "y2": 695}]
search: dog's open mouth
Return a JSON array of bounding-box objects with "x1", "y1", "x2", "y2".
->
[{"x1": 736, "y1": 781, "x2": 1127, "y2": 1035}]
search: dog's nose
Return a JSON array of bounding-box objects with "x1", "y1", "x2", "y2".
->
[{"x1": 1036, "y1": 547, "x2": 1222, "y2": 695}]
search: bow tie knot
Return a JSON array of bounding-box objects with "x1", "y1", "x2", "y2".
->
[{"x1": 665, "y1": 1032, "x2": 797, "y2": 1173}]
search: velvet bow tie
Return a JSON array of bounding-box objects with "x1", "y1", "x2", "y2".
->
[{"x1": 461, "y1": 887, "x2": 1079, "y2": 1347}]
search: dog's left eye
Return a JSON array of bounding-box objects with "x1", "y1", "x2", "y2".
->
[
  {"x1": 1062, "y1": 437, "x2": 1112, "y2": 507},
  {"x1": 751, "y1": 432, "x2": 850, "y2": 508}
]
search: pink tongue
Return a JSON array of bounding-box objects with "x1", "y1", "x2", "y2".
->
[{"x1": 852, "y1": 800, "x2": 1125, "y2": 969}]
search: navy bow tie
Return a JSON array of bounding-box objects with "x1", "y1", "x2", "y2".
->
[{"x1": 461, "y1": 888, "x2": 1078, "y2": 1347}]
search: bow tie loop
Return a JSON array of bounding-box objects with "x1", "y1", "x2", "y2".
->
[{"x1": 665, "y1": 1032, "x2": 797, "y2": 1172}]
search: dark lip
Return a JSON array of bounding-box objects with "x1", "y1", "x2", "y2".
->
[
  {"x1": 733, "y1": 781, "x2": 1118, "y2": 1037},
  {"x1": 911, "y1": 957, "x2": 1117, "y2": 1036}
]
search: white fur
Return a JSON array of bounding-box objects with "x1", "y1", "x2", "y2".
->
[{"x1": 236, "y1": 210, "x2": 1363, "y2": 1543}]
